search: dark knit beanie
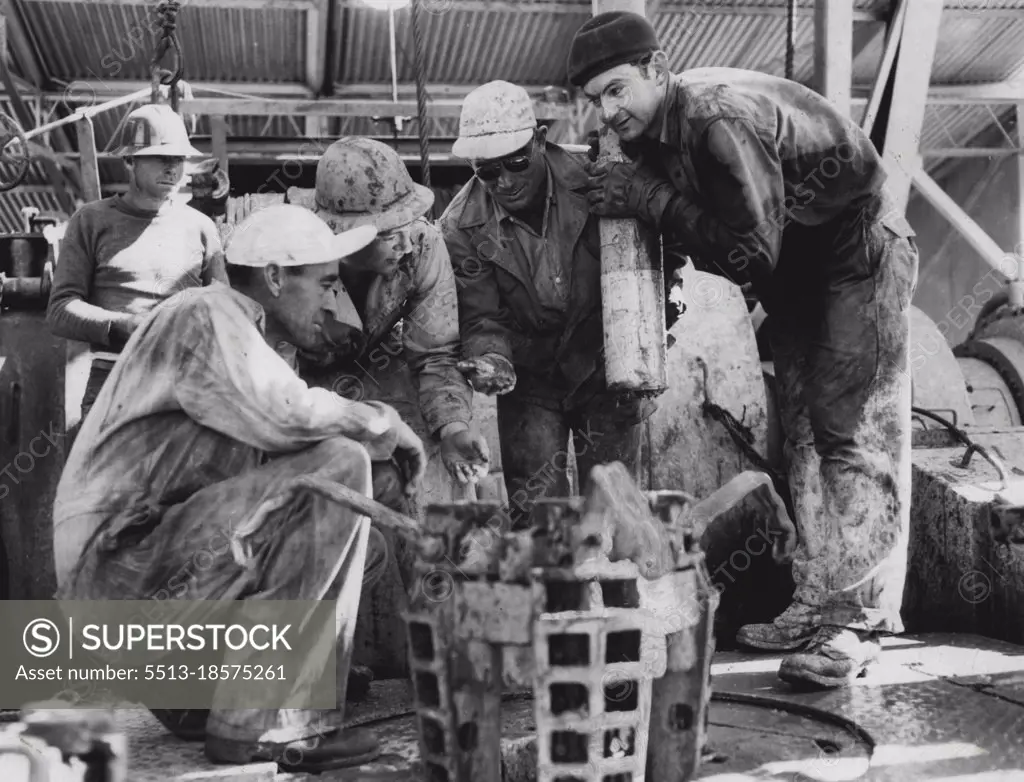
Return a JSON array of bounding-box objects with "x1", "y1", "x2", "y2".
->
[{"x1": 567, "y1": 11, "x2": 661, "y2": 88}]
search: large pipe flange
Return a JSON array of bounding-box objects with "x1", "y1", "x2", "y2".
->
[{"x1": 954, "y1": 337, "x2": 1024, "y2": 426}]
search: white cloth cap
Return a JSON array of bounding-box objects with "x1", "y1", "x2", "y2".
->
[{"x1": 225, "y1": 203, "x2": 378, "y2": 267}]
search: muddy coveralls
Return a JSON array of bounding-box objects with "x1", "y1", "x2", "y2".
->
[
  {"x1": 52, "y1": 284, "x2": 401, "y2": 767},
  {"x1": 440, "y1": 143, "x2": 654, "y2": 526},
  {"x1": 616, "y1": 69, "x2": 919, "y2": 653}
]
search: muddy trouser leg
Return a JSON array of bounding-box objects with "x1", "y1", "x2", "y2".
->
[
  {"x1": 61, "y1": 436, "x2": 386, "y2": 748},
  {"x1": 770, "y1": 330, "x2": 830, "y2": 615},
  {"x1": 772, "y1": 215, "x2": 918, "y2": 633},
  {"x1": 497, "y1": 393, "x2": 571, "y2": 529},
  {"x1": 570, "y1": 393, "x2": 652, "y2": 491}
]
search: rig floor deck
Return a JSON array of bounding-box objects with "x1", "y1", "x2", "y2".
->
[{"x1": 15, "y1": 631, "x2": 1016, "y2": 782}]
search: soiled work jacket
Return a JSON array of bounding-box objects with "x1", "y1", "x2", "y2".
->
[
  {"x1": 642, "y1": 68, "x2": 914, "y2": 307},
  {"x1": 439, "y1": 144, "x2": 607, "y2": 409}
]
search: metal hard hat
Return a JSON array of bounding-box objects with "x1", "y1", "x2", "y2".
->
[
  {"x1": 117, "y1": 103, "x2": 204, "y2": 159},
  {"x1": 313, "y1": 137, "x2": 434, "y2": 234},
  {"x1": 452, "y1": 80, "x2": 537, "y2": 162},
  {"x1": 225, "y1": 204, "x2": 378, "y2": 268}
]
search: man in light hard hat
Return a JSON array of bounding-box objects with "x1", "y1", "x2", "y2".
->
[
  {"x1": 53, "y1": 203, "x2": 425, "y2": 772},
  {"x1": 287, "y1": 137, "x2": 489, "y2": 501},
  {"x1": 567, "y1": 11, "x2": 919, "y2": 689},
  {"x1": 440, "y1": 80, "x2": 654, "y2": 527},
  {"x1": 48, "y1": 103, "x2": 228, "y2": 424}
]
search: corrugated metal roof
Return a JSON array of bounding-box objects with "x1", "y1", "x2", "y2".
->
[
  {"x1": 920, "y1": 104, "x2": 1016, "y2": 151},
  {"x1": 17, "y1": 1, "x2": 309, "y2": 85},
  {"x1": 931, "y1": 12, "x2": 1024, "y2": 83},
  {"x1": 1, "y1": 0, "x2": 1024, "y2": 232},
  {"x1": 339, "y1": 6, "x2": 591, "y2": 85}
]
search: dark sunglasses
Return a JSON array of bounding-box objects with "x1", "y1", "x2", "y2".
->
[{"x1": 474, "y1": 141, "x2": 534, "y2": 182}]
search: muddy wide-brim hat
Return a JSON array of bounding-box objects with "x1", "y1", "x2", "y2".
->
[
  {"x1": 311, "y1": 137, "x2": 434, "y2": 234},
  {"x1": 452, "y1": 80, "x2": 537, "y2": 162}
]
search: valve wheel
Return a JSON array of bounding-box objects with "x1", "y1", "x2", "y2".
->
[{"x1": 0, "y1": 112, "x2": 30, "y2": 193}]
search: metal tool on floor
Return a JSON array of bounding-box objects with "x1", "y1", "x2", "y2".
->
[{"x1": 402, "y1": 464, "x2": 720, "y2": 782}]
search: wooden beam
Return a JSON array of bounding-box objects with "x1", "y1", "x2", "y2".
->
[
  {"x1": 876, "y1": 0, "x2": 944, "y2": 212},
  {"x1": 861, "y1": 0, "x2": 909, "y2": 137},
  {"x1": 74, "y1": 116, "x2": 101, "y2": 203},
  {"x1": 1018, "y1": 103, "x2": 1024, "y2": 263},
  {"x1": 210, "y1": 115, "x2": 229, "y2": 176},
  {"x1": 925, "y1": 82, "x2": 1024, "y2": 105},
  {"x1": 305, "y1": 3, "x2": 328, "y2": 95},
  {"x1": 27, "y1": 0, "x2": 318, "y2": 7},
  {"x1": 813, "y1": 0, "x2": 853, "y2": 116},
  {"x1": 55, "y1": 79, "x2": 314, "y2": 100},
  {"x1": 304, "y1": 115, "x2": 331, "y2": 138},
  {"x1": 342, "y1": 0, "x2": 883, "y2": 19},
  {"x1": 333, "y1": 82, "x2": 574, "y2": 102},
  {"x1": 48, "y1": 136, "x2": 469, "y2": 166},
  {"x1": 912, "y1": 169, "x2": 1013, "y2": 277},
  {"x1": 14, "y1": 81, "x2": 1024, "y2": 115},
  {"x1": 921, "y1": 147, "x2": 1024, "y2": 158},
  {"x1": 178, "y1": 96, "x2": 575, "y2": 119}
]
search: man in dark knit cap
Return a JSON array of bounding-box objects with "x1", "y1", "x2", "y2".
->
[{"x1": 567, "y1": 11, "x2": 919, "y2": 690}]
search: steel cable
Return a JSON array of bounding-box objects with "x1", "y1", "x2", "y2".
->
[{"x1": 410, "y1": 0, "x2": 432, "y2": 190}]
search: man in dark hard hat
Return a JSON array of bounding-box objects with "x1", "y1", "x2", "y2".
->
[{"x1": 567, "y1": 11, "x2": 919, "y2": 689}]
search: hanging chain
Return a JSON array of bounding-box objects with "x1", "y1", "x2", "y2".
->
[{"x1": 150, "y1": 0, "x2": 184, "y2": 109}]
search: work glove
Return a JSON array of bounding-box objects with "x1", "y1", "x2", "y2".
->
[
  {"x1": 440, "y1": 429, "x2": 491, "y2": 485},
  {"x1": 586, "y1": 129, "x2": 643, "y2": 163},
  {"x1": 456, "y1": 353, "x2": 517, "y2": 396},
  {"x1": 584, "y1": 159, "x2": 676, "y2": 228}
]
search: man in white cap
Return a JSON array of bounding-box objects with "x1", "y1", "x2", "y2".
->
[
  {"x1": 48, "y1": 103, "x2": 228, "y2": 424},
  {"x1": 52, "y1": 203, "x2": 425, "y2": 772},
  {"x1": 440, "y1": 80, "x2": 654, "y2": 527}
]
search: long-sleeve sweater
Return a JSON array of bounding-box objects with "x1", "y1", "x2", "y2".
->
[{"x1": 47, "y1": 195, "x2": 228, "y2": 350}]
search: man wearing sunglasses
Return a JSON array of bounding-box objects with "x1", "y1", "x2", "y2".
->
[{"x1": 440, "y1": 79, "x2": 654, "y2": 528}]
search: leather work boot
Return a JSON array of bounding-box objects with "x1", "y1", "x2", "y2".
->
[
  {"x1": 206, "y1": 726, "x2": 381, "y2": 772},
  {"x1": 735, "y1": 602, "x2": 820, "y2": 651},
  {"x1": 778, "y1": 626, "x2": 882, "y2": 689}
]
